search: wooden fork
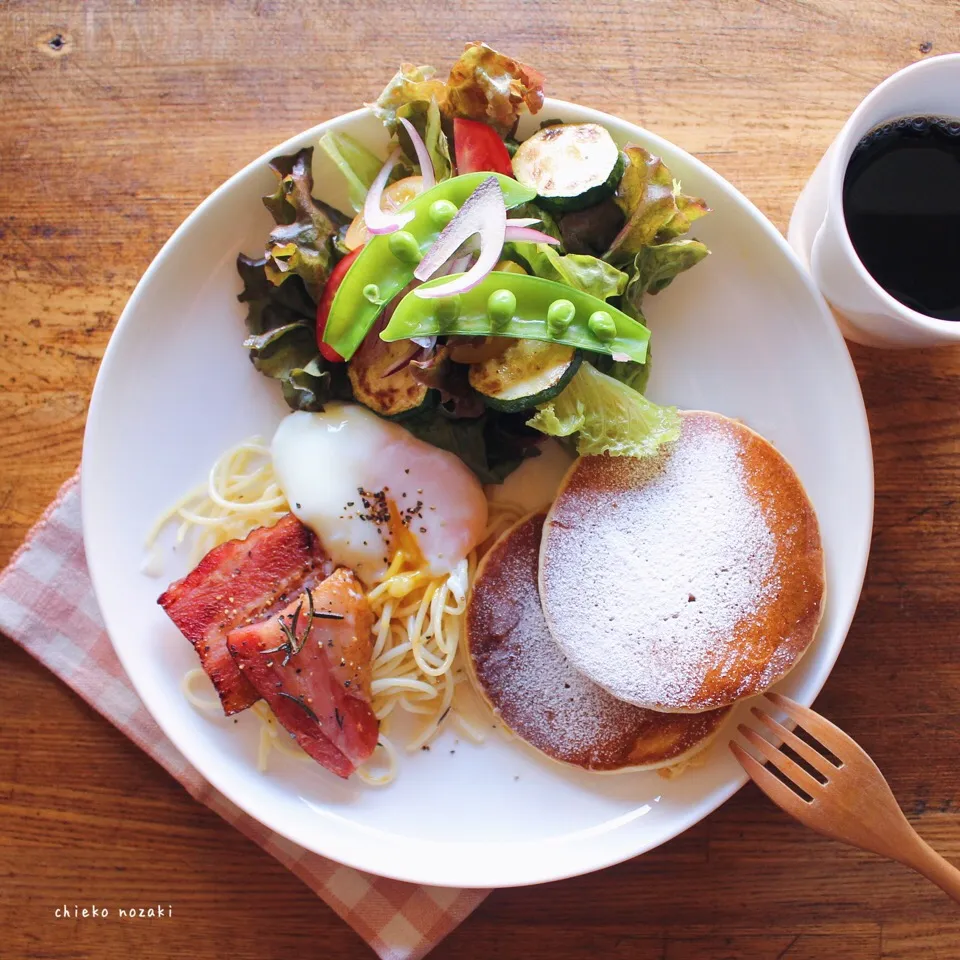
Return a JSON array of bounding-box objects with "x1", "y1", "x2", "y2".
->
[{"x1": 730, "y1": 692, "x2": 960, "y2": 903}]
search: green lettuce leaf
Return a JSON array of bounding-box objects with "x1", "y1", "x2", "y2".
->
[
  {"x1": 369, "y1": 63, "x2": 446, "y2": 131},
  {"x1": 513, "y1": 244, "x2": 628, "y2": 301},
  {"x1": 409, "y1": 346, "x2": 485, "y2": 417},
  {"x1": 243, "y1": 322, "x2": 316, "y2": 378},
  {"x1": 235, "y1": 254, "x2": 353, "y2": 412},
  {"x1": 558, "y1": 199, "x2": 625, "y2": 256},
  {"x1": 527, "y1": 362, "x2": 679, "y2": 458},
  {"x1": 623, "y1": 238, "x2": 711, "y2": 313},
  {"x1": 607, "y1": 359, "x2": 650, "y2": 394},
  {"x1": 399, "y1": 410, "x2": 540, "y2": 483},
  {"x1": 509, "y1": 202, "x2": 561, "y2": 240},
  {"x1": 659, "y1": 193, "x2": 711, "y2": 240},
  {"x1": 444, "y1": 42, "x2": 545, "y2": 135},
  {"x1": 397, "y1": 97, "x2": 452, "y2": 182},
  {"x1": 281, "y1": 358, "x2": 353, "y2": 412},
  {"x1": 317, "y1": 132, "x2": 383, "y2": 213},
  {"x1": 368, "y1": 63, "x2": 452, "y2": 182},
  {"x1": 262, "y1": 147, "x2": 349, "y2": 302},
  {"x1": 607, "y1": 146, "x2": 678, "y2": 257},
  {"x1": 236, "y1": 254, "x2": 316, "y2": 335},
  {"x1": 592, "y1": 351, "x2": 651, "y2": 395},
  {"x1": 372, "y1": 46, "x2": 544, "y2": 139},
  {"x1": 607, "y1": 145, "x2": 710, "y2": 260}
]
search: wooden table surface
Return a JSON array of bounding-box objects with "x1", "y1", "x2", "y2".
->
[{"x1": 2, "y1": 2, "x2": 960, "y2": 957}]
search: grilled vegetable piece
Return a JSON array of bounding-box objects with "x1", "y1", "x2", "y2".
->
[
  {"x1": 158, "y1": 515, "x2": 334, "y2": 715},
  {"x1": 382, "y1": 272, "x2": 651, "y2": 363},
  {"x1": 469, "y1": 339, "x2": 581, "y2": 412},
  {"x1": 348, "y1": 331, "x2": 432, "y2": 419},
  {"x1": 322, "y1": 172, "x2": 536, "y2": 361},
  {"x1": 512, "y1": 123, "x2": 624, "y2": 213},
  {"x1": 447, "y1": 335, "x2": 513, "y2": 364},
  {"x1": 227, "y1": 568, "x2": 379, "y2": 779}
]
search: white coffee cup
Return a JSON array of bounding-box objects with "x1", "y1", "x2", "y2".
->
[{"x1": 789, "y1": 54, "x2": 960, "y2": 348}]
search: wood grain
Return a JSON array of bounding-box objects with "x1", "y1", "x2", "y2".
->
[{"x1": 2, "y1": 1, "x2": 960, "y2": 957}]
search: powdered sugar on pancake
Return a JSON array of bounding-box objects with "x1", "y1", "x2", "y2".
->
[
  {"x1": 540, "y1": 412, "x2": 787, "y2": 712},
  {"x1": 467, "y1": 513, "x2": 730, "y2": 771}
]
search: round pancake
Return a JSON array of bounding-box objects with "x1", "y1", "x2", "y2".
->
[
  {"x1": 466, "y1": 512, "x2": 731, "y2": 772},
  {"x1": 539, "y1": 411, "x2": 825, "y2": 713}
]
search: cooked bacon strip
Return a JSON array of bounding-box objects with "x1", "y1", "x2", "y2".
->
[
  {"x1": 158, "y1": 514, "x2": 334, "y2": 715},
  {"x1": 227, "y1": 568, "x2": 379, "y2": 778}
]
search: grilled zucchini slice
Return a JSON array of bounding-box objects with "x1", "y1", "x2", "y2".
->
[
  {"x1": 512, "y1": 123, "x2": 624, "y2": 213},
  {"x1": 348, "y1": 336, "x2": 432, "y2": 419},
  {"x1": 468, "y1": 339, "x2": 581, "y2": 412}
]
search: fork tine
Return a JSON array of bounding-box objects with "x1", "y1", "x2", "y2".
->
[
  {"x1": 729, "y1": 740, "x2": 814, "y2": 820},
  {"x1": 765, "y1": 692, "x2": 850, "y2": 761},
  {"x1": 737, "y1": 724, "x2": 825, "y2": 798},
  {"x1": 752, "y1": 706, "x2": 838, "y2": 778}
]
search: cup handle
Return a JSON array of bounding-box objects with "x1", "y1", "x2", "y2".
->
[{"x1": 809, "y1": 211, "x2": 848, "y2": 310}]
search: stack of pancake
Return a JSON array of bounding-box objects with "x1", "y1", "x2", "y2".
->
[{"x1": 465, "y1": 411, "x2": 825, "y2": 775}]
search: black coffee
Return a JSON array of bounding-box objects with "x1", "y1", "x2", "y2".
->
[{"x1": 842, "y1": 116, "x2": 960, "y2": 321}]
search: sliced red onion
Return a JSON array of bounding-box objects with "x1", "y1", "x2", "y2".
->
[
  {"x1": 443, "y1": 251, "x2": 476, "y2": 276},
  {"x1": 503, "y1": 225, "x2": 561, "y2": 245},
  {"x1": 414, "y1": 176, "x2": 506, "y2": 299},
  {"x1": 611, "y1": 352, "x2": 632, "y2": 363},
  {"x1": 431, "y1": 236, "x2": 479, "y2": 278},
  {"x1": 382, "y1": 343, "x2": 420, "y2": 376},
  {"x1": 364, "y1": 147, "x2": 415, "y2": 236},
  {"x1": 398, "y1": 117, "x2": 436, "y2": 192},
  {"x1": 382, "y1": 342, "x2": 426, "y2": 377},
  {"x1": 505, "y1": 217, "x2": 541, "y2": 227},
  {"x1": 375, "y1": 286, "x2": 431, "y2": 375}
]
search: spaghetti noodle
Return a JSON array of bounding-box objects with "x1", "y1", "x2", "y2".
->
[{"x1": 152, "y1": 436, "x2": 523, "y2": 785}]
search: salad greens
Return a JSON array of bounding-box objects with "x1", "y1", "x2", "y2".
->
[
  {"x1": 558, "y1": 199, "x2": 624, "y2": 256},
  {"x1": 281, "y1": 358, "x2": 349, "y2": 412},
  {"x1": 401, "y1": 410, "x2": 541, "y2": 484},
  {"x1": 409, "y1": 345, "x2": 486, "y2": 418},
  {"x1": 236, "y1": 148, "x2": 353, "y2": 411},
  {"x1": 237, "y1": 43, "x2": 712, "y2": 482},
  {"x1": 608, "y1": 146, "x2": 705, "y2": 254},
  {"x1": 318, "y1": 132, "x2": 383, "y2": 213},
  {"x1": 513, "y1": 243, "x2": 629, "y2": 301},
  {"x1": 396, "y1": 99, "x2": 452, "y2": 182},
  {"x1": 444, "y1": 43, "x2": 545, "y2": 135},
  {"x1": 604, "y1": 145, "x2": 711, "y2": 312},
  {"x1": 371, "y1": 43, "x2": 545, "y2": 140},
  {"x1": 237, "y1": 255, "x2": 352, "y2": 411},
  {"x1": 527, "y1": 362, "x2": 680, "y2": 458},
  {"x1": 605, "y1": 357, "x2": 652, "y2": 395},
  {"x1": 622, "y1": 237, "x2": 710, "y2": 316},
  {"x1": 261, "y1": 148, "x2": 348, "y2": 302},
  {"x1": 369, "y1": 63, "x2": 446, "y2": 130}
]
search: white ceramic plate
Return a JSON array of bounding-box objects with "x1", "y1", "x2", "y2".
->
[{"x1": 82, "y1": 99, "x2": 873, "y2": 888}]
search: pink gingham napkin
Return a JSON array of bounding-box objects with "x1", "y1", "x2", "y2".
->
[{"x1": 0, "y1": 470, "x2": 488, "y2": 959}]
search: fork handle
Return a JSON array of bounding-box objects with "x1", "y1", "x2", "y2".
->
[{"x1": 899, "y1": 831, "x2": 960, "y2": 904}]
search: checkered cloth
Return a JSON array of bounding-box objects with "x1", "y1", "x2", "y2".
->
[{"x1": 0, "y1": 471, "x2": 488, "y2": 959}]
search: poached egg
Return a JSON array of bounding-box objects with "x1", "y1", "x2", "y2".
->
[{"x1": 271, "y1": 405, "x2": 488, "y2": 585}]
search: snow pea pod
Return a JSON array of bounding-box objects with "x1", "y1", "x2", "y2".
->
[
  {"x1": 322, "y1": 173, "x2": 536, "y2": 360},
  {"x1": 380, "y1": 273, "x2": 651, "y2": 363}
]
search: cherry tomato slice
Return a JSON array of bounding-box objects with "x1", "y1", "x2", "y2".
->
[
  {"x1": 453, "y1": 118, "x2": 514, "y2": 177},
  {"x1": 316, "y1": 245, "x2": 364, "y2": 361}
]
